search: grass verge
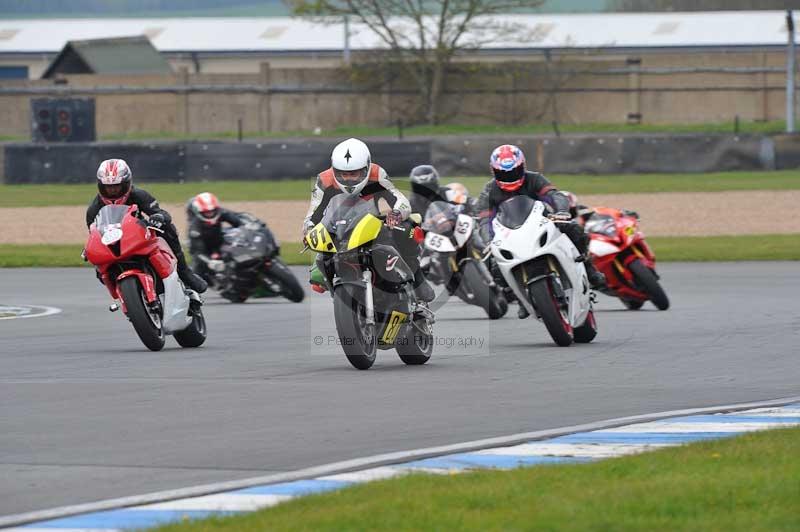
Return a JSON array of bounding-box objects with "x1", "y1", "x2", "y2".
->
[
  {"x1": 98, "y1": 119, "x2": 788, "y2": 141},
  {"x1": 150, "y1": 426, "x2": 800, "y2": 532},
  {"x1": 2, "y1": 170, "x2": 800, "y2": 207},
  {"x1": 648, "y1": 234, "x2": 800, "y2": 262},
  {"x1": 1, "y1": 235, "x2": 798, "y2": 268}
]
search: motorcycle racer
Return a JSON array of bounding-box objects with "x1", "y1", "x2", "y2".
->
[
  {"x1": 475, "y1": 145, "x2": 606, "y2": 317},
  {"x1": 185, "y1": 192, "x2": 248, "y2": 286},
  {"x1": 85, "y1": 158, "x2": 208, "y2": 294},
  {"x1": 409, "y1": 164, "x2": 476, "y2": 216},
  {"x1": 303, "y1": 138, "x2": 434, "y2": 302}
]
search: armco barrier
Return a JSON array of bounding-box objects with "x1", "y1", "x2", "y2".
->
[
  {"x1": 2, "y1": 134, "x2": 797, "y2": 184},
  {"x1": 2, "y1": 140, "x2": 431, "y2": 184}
]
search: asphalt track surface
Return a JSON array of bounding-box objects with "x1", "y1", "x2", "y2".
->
[{"x1": 1, "y1": 263, "x2": 798, "y2": 517}]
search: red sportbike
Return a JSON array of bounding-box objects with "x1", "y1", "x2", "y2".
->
[
  {"x1": 85, "y1": 204, "x2": 207, "y2": 351},
  {"x1": 586, "y1": 207, "x2": 669, "y2": 311}
]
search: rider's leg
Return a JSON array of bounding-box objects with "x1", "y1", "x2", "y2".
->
[
  {"x1": 392, "y1": 222, "x2": 434, "y2": 303},
  {"x1": 559, "y1": 221, "x2": 606, "y2": 289},
  {"x1": 162, "y1": 223, "x2": 208, "y2": 293}
]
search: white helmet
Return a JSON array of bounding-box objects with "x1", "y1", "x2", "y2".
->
[{"x1": 331, "y1": 138, "x2": 371, "y2": 195}]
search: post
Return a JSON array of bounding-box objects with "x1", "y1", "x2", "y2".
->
[
  {"x1": 259, "y1": 62, "x2": 271, "y2": 133},
  {"x1": 343, "y1": 15, "x2": 351, "y2": 64},
  {"x1": 237, "y1": 118, "x2": 243, "y2": 142},
  {"x1": 787, "y1": 10, "x2": 795, "y2": 133},
  {"x1": 176, "y1": 67, "x2": 190, "y2": 135}
]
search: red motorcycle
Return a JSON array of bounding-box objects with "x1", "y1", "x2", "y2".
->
[
  {"x1": 586, "y1": 207, "x2": 669, "y2": 311},
  {"x1": 85, "y1": 204, "x2": 207, "y2": 351}
]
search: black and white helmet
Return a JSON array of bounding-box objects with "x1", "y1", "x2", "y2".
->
[
  {"x1": 331, "y1": 138, "x2": 372, "y2": 195},
  {"x1": 409, "y1": 164, "x2": 440, "y2": 192}
]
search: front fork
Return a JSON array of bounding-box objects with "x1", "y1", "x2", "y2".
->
[{"x1": 362, "y1": 270, "x2": 375, "y2": 326}]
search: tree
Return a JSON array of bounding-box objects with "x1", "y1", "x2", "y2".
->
[{"x1": 289, "y1": 0, "x2": 545, "y2": 125}]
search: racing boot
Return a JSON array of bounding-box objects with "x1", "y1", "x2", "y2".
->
[
  {"x1": 517, "y1": 304, "x2": 530, "y2": 319},
  {"x1": 585, "y1": 259, "x2": 606, "y2": 290},
  {"x1": 179, "y1": 266, "x2": 208, "y2": 294}
]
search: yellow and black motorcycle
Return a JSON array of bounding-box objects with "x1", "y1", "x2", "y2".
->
[{"x1": 305, "y1": 195, "x2": 434, "y2": 370}]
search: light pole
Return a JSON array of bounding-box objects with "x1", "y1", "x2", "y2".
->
[
  {"x1": 343, "y1": 15, "x2": 351, "y2": 64},
  {"x1": 787, "y1": 10, "x2": 795, "y2": 133}
]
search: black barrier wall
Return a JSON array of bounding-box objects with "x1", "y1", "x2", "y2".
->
[
  {"x1": 2, "y1": 134, "x2": 795, "y2": 184},
  {"x1": 2, "y1": 140, "x2": 431, "y2": 184}
]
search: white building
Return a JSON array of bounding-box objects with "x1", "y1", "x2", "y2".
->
[{"x1": 0, "y1": 11, "x2": 793, "y2": 79}]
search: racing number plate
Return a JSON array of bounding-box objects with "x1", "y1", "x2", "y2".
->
[{"x1": 381, "y1": 310, "x2": 407, "y2": 344}]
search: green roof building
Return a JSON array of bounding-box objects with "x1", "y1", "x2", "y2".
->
[{"x1": 42, "y1": 35, "x2": 172, "y2": 78}]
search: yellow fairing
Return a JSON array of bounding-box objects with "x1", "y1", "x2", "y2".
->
[
  {"x1": 305, "y1": 223, "x2": 337, "y2": 253},
  {"x1": 347, "y1": 214, "x2": 382, "y2": 250}
]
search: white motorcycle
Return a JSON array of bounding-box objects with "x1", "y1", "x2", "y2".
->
[{"x1": 489, "y1": 196, "x2": 597, "y2": 346}]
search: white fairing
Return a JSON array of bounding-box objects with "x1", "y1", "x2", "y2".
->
[
  {"x1": 160, "y1": 271, "x2": 192, "y2": 334},
  {"x1": 453, "y1": 214, "x2": 474, "y2": 248},
  {"x1": 490, "y1": 201, "x2": 591, "y2": 327},
  {"x1": 589, "y1": 239, "x2": 620, "y2": 257},
  {"x1": 424, "y1": 231, "x2": 457, "y2": 252}
]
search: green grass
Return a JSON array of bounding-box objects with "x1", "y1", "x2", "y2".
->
[
  {"x1": 0, "y1": 244, "x2": 86, "y2": 267},
  {"x1": 649, "y1": 234, "x2": 800, "y2": 262},
  {"x1": 2, "y1": 235, "x2": 798, "y2": 268},
  {"x1": 150, "y1": 426, "x2": 800, "y2": 532},
  {"x1": 3, "y1": 170, "x2": 800, "y2": 208},
  {"x1": 99, "y1": 120, "x2": 787, "y2": 142}
]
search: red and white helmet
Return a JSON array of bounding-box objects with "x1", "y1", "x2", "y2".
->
[
  {"x1": 190, "y1": 192, "x2": 221, "y2": 225},
  {"x1": 490, "y1": 144, "x2": 526, "y2": 192},
  {"x1": 96, "y1": 158, "x2": 132, "y2": 205}
]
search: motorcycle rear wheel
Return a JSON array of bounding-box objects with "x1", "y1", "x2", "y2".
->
[
  {"x1": 267, "y1": 259, "x2": 305, "y2": 303},
  {"x1": 460, "y1": 260, "x2": 508, "y2": 320},
  {"x1": 333, "y1": 285, "x2": 377, "y2": 370},
  {"x1": 573, "y1": 309, "x2": 598, "y2": 343},
  {"x1": 174, "y1": 306, "x2": 207, "y2": 348},
  {"x1": 119, "y1": 277, "x2": 165, "y2": 351},
  {"x1": 621, "y1": 298, "x2": 645, "y2": 310},
  {"x1": 396, "y1": 319, "x2": 433, "y2": 365}
]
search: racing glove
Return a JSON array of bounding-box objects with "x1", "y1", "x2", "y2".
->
[
  {"x1": 147, "y1": 213, "x2": 166, "y2": 231},
  {"x1": 386, "y1": 209, "x2": 403, "y2": 228}
]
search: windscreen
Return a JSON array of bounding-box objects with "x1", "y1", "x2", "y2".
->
[
  {"x1": 93, "y1": 205, "x2": 129, "y2": 233},
  {"x1": 321, "y1": 194, "x2": 381, "y2": 236},
  {"x1": 422, "y1": 201, "x2": 458, "y2": 235},
  {"x1": 585, "y1": 213, "x2": 616, "y2": 237},
  {"x1": 496, "y1": 196, "x2": 536, "y2": 230}
]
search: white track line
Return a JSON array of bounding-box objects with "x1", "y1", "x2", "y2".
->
[{"x1": 0, "y1": 305, "x2": 62, "y2": 320}]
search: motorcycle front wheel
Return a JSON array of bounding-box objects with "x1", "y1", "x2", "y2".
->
[
  {"x1": 267, "y1": 258, "x2": 305, "y2": 303},
  {"x1": 528, "y1": 277, "x2": 573, "y2": 347},
  {"x1": 119, "y1": 276, "x2": 165, "y2": 351},
  {"x1": 333, "y1": 285, "x2": 377, "y2": 370},
  {"x1": 629, "y1": 260, "x2": 670, "y2": 311}
]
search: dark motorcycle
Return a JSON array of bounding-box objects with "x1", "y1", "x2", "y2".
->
[
  {"x1": 305, "y1": 195, "x2": 434, "y2": 370},
  {"x1": 208, "y1": 214, "x2": 304, "y2": 304},
  {"x1": 421, "y1": 201, "x2": 507, "y2": 319}
]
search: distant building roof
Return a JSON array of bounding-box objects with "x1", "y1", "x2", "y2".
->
[
  {"x1": 41, "y1": 35, "x2": 173, "y2": 78},
  {"x1": 0, "y1": 12, "x2": 794, "y2": 55}
]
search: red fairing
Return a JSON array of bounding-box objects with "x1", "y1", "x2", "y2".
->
[
  {"x1": 117, "y1": 270, "x2": 158, "y2": 303},
  {"x1": 148, "y1": 238, "x2": 177, "y2": 279},
  {"x1": 85, "y1": 204, "x2": 177, "y2": 302},
  {"x1": 588, "y1": 207, "x2": 658, "y2": 303}
]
